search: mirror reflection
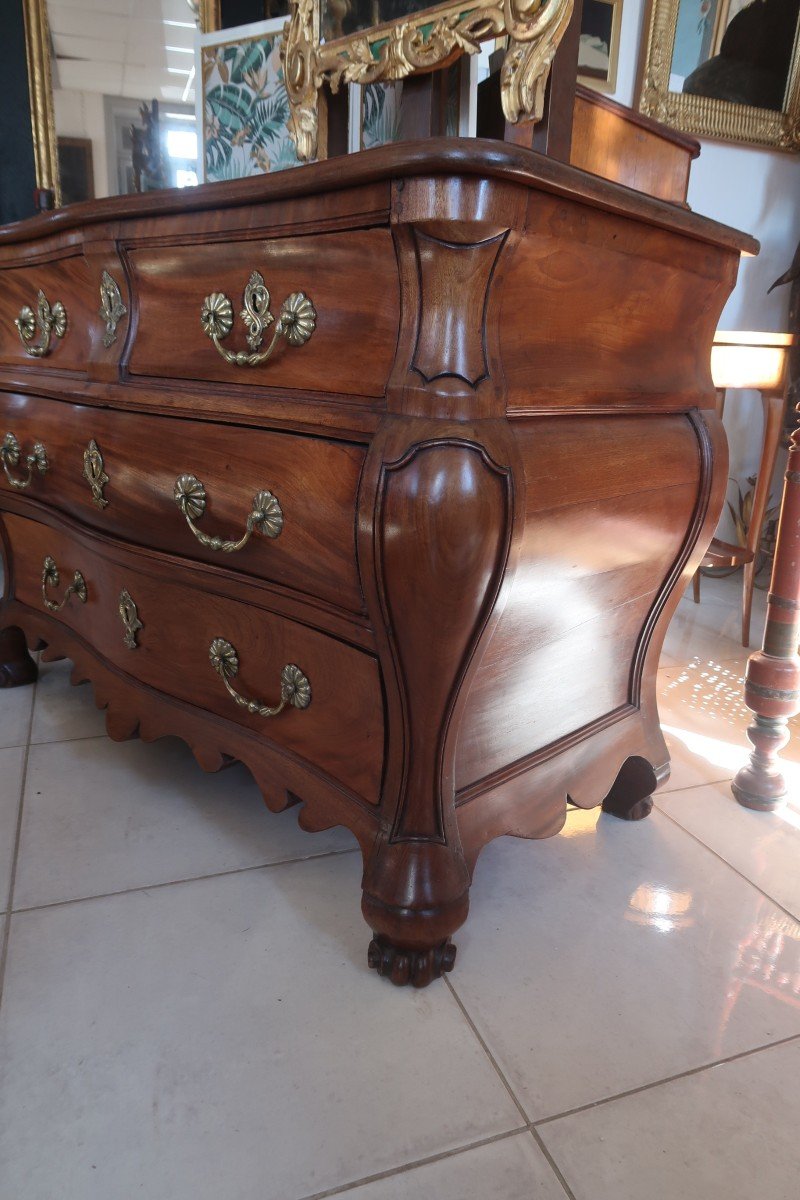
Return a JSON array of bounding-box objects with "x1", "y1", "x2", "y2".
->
[
  {"x1": 48, "y1": 0, "x2": 201, "y2": 201},
  {"x1": 321, "y1": 0, "x2": 436, "y2": 42},
  {"x1": 670, "y1": 0, "x2": 799, "y2": 111}
]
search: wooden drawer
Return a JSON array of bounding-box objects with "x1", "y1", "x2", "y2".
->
[
  {"x1": 125, "y1": 229, "x2": 399, "y2": 397},
  {"x1": 3, "y1": 512, "x2": 383, "y2": 804},
  {"x1": 0, "y1": 252, "x2": 93, "y2": 373},
  {"x1": 0, "y1": 393, "x2": 365, "y2": 612}
]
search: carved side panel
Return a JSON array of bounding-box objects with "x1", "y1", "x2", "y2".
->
[
  {"x1": 410, "y1": 230, "x2": 507, "y2": 388},
  {"x1": 388, "y1": 214, "x2": 515, "y2": 420},
  {"x1": 374, "y1": 438, "x2": 513, "y2": 843}
]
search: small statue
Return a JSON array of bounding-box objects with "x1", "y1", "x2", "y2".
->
[{"x1": 131, "y1": 100, "x2": 168, "y2": 193}]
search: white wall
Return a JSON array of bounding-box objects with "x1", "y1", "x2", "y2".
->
[{"x1": 608, "y1": 0, "x2": 800, "y2": 520}]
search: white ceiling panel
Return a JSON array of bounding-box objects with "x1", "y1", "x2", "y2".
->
[
  {"x1": 48, "y1": 9, "x2": 132, "y2": 40},
  {"x1": 57, "y1": 58, "x2": 124, "y2": 94},
  {"x1": 52, "y1": 34, "x2": 126, "y2": 64},
  {"x1": 49, "y1": 0, "x2": 134, "y2": 16}
]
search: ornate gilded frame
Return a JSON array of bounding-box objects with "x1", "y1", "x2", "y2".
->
[
  {"x1": 21, "y1": 0, "x2": 60, "y2": 204},
  {"x1": 637, "y1": 0, "x2": 800, "y2": 151},
  {"x1": 281, "y1": 0, "x2": 575, "y2": 160}
]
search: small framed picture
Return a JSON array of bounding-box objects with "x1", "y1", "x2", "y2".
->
[
  {"x1": 57, "y1": 137, "x2": 94, "y2": 205},
  {"x1": 348, "y1": 56, "x2": 478, "y2": 154},
  {"x1": 196, "y1": 17, "x2": 303, "y2": 183},
  {"x1": 578, "y1": 0, "x2": 623, "y2": 94}
]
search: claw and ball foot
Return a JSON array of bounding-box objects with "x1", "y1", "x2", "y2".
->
[{"x1": 367, "y1": 936, "x2": 457, "y2": 987}]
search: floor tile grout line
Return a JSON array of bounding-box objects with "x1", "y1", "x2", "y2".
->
[
  {"x1": 656, "y1": 776, "x2": 734, "y2": 799},
  {"x1": 443, "y1": 976, "x2": 529, "y2": 1123},
  {"x1": 532, "y1": 1028, "x2": 800, "y2": 1128},
  {"x1": 0, "y1": 675, "x2": 37, "y2": 1010},
  {"x1": 653, "y1": 805, "x2": 800, "y2": 927},
  {"x1": 10, "y1": 844, "x2": 362, "y2": 916},
  {"x1": 443, "y1": 978, "x2": 578, "y2": 1200},
  {"x1": 293, "y1": 1127, "x2": 529, "y2": 1200},
  {"x1": 527, "y1": 1128, "x2": 579, "y2": 1200}
]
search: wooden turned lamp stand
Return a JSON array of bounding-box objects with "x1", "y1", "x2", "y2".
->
[{"x1": 733, "y1": 411, "x2": 800, "y2": 811}]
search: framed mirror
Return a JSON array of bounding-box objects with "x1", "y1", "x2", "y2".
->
[
  {"x1": 281, "y1": 0, "x2": 575, "y2": 160},
  {"x1": 637, "y1": 0, "x2": 800, "y2": 150}
]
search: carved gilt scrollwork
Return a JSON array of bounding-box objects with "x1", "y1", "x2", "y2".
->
[{"x1": 281, "y1": 0, "x2": 574, "y2": 161}]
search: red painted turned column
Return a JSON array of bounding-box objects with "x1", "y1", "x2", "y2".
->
[{"x1": 732, "y1": 423, "x2": 800, "y2": 810}]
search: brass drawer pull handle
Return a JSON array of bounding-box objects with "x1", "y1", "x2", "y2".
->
[
  {"x1": 1, "y1": 432, "x2": 48, "y2": 489},
  {"x1": 173, "y1": 474, "x2": 283, "y2": 552},
  {"x1": 200, "y1": 271, "x2": 316, "y2": 368},
  {"x1": 42, "y1": 555, "x2": 87, "y2": 612},
  {"x1": 15, "y1": 291, "x2": 67, "y2": 357},
  {"x1": 209, "y1": 638, "x2": 311, "y2": 717}
]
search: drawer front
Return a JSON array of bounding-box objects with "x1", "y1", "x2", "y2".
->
[
  {"x1": 0, "y1": 254, "x2": 93, "y2": 373},
  {"x1": 125, "y1": 230, "x2": 399, "y2": 397},
  {"x1": 0, "y1": 393, "x2": 365, "y2": 612},
  {"x1": 4, "y1": 513, "x2": 383, "y2": 804}
]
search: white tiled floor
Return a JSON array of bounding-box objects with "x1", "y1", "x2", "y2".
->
[{"x1": 2, "y1": 573, "x2": 800, "y2": 1198}]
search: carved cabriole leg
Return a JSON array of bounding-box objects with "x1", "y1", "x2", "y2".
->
[
  {"x1": 732, "y1": 435, "x2": 800, "y2": 811},
  {"x1": 0, "y1": 625, "x2": 38, "y2": 688},
  {"x1": 358, "y1": 418, "x2": 522, "y2": 986}
]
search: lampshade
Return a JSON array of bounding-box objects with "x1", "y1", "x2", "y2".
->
[{"x1": 711, "y1": 331, "x2": 793, "y2": 392}]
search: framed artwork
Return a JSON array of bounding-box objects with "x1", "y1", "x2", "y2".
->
[
  {"x1": 347, "y1": 56, "x2": 478, "y2": 154},
  {"x1": 638, "y1": 0, "x2": 800, "y2": 150},
  {"x1": 57, "y1": 137, "x2": 94, "y2": 206},
  {"x1": 195, "y1": 17, "x2": 304, "y2": 183},
  {"x1": 578, "y1": 0, "x2": 622, "y2": 94}
]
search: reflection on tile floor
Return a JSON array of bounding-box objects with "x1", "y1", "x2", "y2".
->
[{"x1": 1, "y1": 570, "x2": 799, "y2": 1198}]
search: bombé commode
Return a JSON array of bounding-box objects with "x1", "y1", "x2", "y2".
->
[{"x1": 0, "y1": 141, "x2": 755, "y2": 986}]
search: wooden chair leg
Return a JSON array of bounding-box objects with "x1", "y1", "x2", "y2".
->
[
  {"x1": 740, "y1": 391, "x2": 783, "y2": 648},
  {"x1": 693, "y1": 568, "x2": 701, "y2": 603}
]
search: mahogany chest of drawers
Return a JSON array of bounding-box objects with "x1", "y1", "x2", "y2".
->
[{"x1": 0, "y1": 141, "x2": 755, "y2": 986}]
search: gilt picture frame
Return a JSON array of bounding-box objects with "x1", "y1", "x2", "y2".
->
[
  {"x1": 280, "y1": 0, "x2": 575, "y2": 161},
  {"x1": 637, "y1": 0, "x2": 800, "y2": 151}
]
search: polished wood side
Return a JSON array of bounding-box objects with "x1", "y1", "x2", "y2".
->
[
  {"x1": 0, "y1": 392, "x2": 366, "y2": 612},
  {"x1": 570, "y1": 86, "x2": 700, "y2": 205},
  {"x1": 455, "y1": 414, "x2": 703, "y2": 791},
  {"x1": 501, "y1": 189, "x2": 739, "y2": 411}
]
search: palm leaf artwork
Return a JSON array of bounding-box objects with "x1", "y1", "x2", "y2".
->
[
  {"x1": 362, "y1": 83, "x2": 402, "y2": 150},
  {"x1": 202, "y1": 34, "x2": 300, "y2": 182}
]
